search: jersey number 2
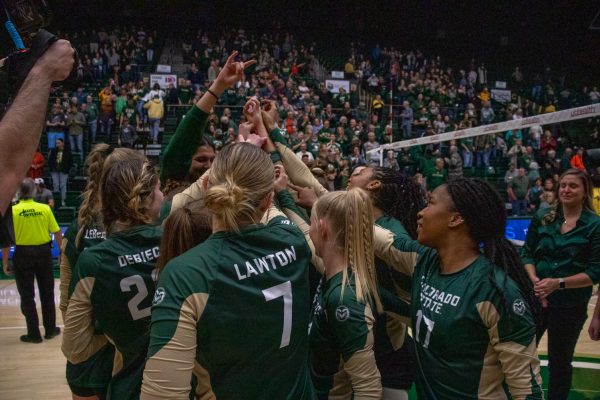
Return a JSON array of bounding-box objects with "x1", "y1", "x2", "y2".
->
[
  {"x1": 120, "y1": 275, "x2": 151, "y2": 320},
  {"x1": 262, "y1": 281, "x2": 292, "y2": 349}
]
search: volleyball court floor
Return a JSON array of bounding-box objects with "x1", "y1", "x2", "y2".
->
[{"x1": 0, "y1": 280, "x2": 597, "y2": 399}]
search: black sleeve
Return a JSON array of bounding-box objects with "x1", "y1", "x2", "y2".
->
[{"x1": 0, "y1": 205, "x2": 15, "y2": 248}]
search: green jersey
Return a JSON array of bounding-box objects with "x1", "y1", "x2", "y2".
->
[
  {"x1": 309, "y1": 272, "x2": 381, "y2": 399},
  {"x1": 62, "y1": 220, "x2": 107, "y2": 315},
  {"x1": 425, "y1": 168, "x2": 447, "y2": 191},
  {"x1": 61, "y1": 220, "x2": 114, "y2": 393},
  {"x1": 143, "y1": 215, "x2": 314, "y2": 400},
  {"x1": 372, "y1": 216, "x2": 415, "y2": 390},
  {"x1": 64, "y1": 224, "x2": 162, "y2": 400},
  {"x1": 412, "y1": 249, "x2": 542, "y2": 400},
  {"x1": 122, "y1": 106, "x2": 138, "y2": 126}
]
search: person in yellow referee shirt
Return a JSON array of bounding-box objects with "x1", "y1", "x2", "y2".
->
[{"x1": 2, "y1": 178, "x2": 62, "y2": 343}]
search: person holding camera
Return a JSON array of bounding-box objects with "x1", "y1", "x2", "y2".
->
[{"x1": 0, "y1": 38, "x2": 74, "y2": 215}]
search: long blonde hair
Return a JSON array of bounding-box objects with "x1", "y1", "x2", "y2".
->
[
  {"x1": 100, "y1": 149, "x2": 158, "y2": 233},
  {"x1": 312, "y1": 189, "x2": 382, "y2": 313},
  {"x1": 204, "y1": 143, "x2": 274, "y2": 232},
  {"x1": 76, "y1": 143, "x2": 111, "y2": 246}
]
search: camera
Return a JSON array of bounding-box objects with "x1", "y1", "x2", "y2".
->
[{"x1": 1, "y1": 0, "x2": 78, "y2": 115}]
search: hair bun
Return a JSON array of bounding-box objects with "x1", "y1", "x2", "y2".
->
[{"x1": 204, "y1": 177, "x2": 245, "y2": 215}]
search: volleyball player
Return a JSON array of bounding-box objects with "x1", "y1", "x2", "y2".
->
[
  {"x1": 141, "y1": 142, "x2": 314, "y2": 399},
  {"x1": 60, "y1": 143, "x2": 114, "y2": 400},
  {"x1": 411, "y1": 178, "x2": 543, "y2": 399},
  {"x1": 309, "y1": 188, "x2": 383, "y2": 399},
  {"x1": 265, "y1": 126, "x2": 423, "y2": 399},
  {"x1": 156, "y1": 200, "x2": 212, "y2": 274},
  {"x1": 159, "y1": 51, "x2": 254, "y2": 215},
  {"x1": 63, "y1": 149, "x2": 163, "y2": 400}
]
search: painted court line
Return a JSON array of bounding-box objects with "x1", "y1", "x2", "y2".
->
[
  {"x1": 540, "y1": 360, "x2": 600, "y2": 370},
  {"x1": 0, "y1": 324, "x2": 64, "y2": 330}
]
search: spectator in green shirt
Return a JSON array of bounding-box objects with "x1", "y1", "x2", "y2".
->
[
  {"x1": 425, "y1": 158, "x2": 447, "y2": 192},
  {"x1": 522, "y1": 169, "x2": 600, "y2": 400}
]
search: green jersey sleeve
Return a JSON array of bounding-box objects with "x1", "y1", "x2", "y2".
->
[
  {"x1": 143, "y1": 257, "x2": 213, "y2": 399},
  {"x1": 275, "y1": 142, "x2": 328, "y2": 198},
  {"x1": 476, "y1": 280, "x2": 543, "y2": 400},
  {"x1": 160, "y1": 105, "x2": 209, "y2": 183},
  {"x1": 60, "y1": 221, "x2": 78, "y2": 318},
  {"x1": 372, "y1": 224, "x2": 420, "y2": 278},
  {"x1": 62, "y1": 250, "x2": 108, "y2": 365}
]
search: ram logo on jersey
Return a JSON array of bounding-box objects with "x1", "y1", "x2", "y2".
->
[
  {"x1": 512, "y1": 299, "x2": 526, "y2": 316},
  {"x1": 234, "y1": 245, "x2": 297, "y2": 281},
  {"x1": 153, "y1": 287, "x2": 166, "y2": 305},
  {"x1": 335, "y1": 306, "x2": 350, "y2": 322}
]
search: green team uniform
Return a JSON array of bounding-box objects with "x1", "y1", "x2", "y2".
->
[
  {"x1": 372, "y1": 215, "x2": 415, "y2": 391},
  {"x1": 160, "y1": 105, "x2": 209, "y2": 184},
  {"x1": 64, "y1": 224, "x2": 161, "y2": 400},
  {"x1": 411, "y1": 248, "x2": 543, "y2": 400},
  {"x1": 309, "y1": 272, "x2": 381, "y2": 399},
  {"x1": 61, "y1": 220, "x2": 114, "y2": 396},
  {"x1": 143, "y1": 215, "x2": 314, "y2": 400}
]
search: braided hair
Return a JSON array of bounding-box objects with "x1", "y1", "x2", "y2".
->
[
  {"x1": 370, "y1": 167, "x2": 426, "y2": 239},
  {"x1": 76, "y1": 144, "x2": 112, "y2": 246},
  {"x1": 100, "y1": 150, "x2": 158, "y2": 234},
  {"x1": 445, "y1": 178, "x2": 540, "y2": 324}
]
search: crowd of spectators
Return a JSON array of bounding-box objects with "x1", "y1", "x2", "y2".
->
[{"x1": 39, "y1": 26, "x2": 600, "y2": 215}]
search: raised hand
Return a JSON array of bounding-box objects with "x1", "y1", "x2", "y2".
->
[
  {"x1": 237, "y1": 122, "x2": 266, "y2": 148},
  {"x1": 288, "y1": 183, "x2": 318, "y2": 209},
  {"x1": 261, "y1": 99, "x2": 279, "y2": 133},
  {"x1": 32, "y1": 39, "x2": 75, "y2": 83},
  {"x1": 274, "y1": 165, "x2": 289, "y2": 192},
  {"x1": 243, "y1": 97, "x2": 263, "y2": 130},
  {"x1": 214, "y1": 51, "x2": 256, "y2": 91}
]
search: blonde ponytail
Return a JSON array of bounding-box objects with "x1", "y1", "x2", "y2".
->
[
  {"x1": 204, "y1": 143, "x2": 274, "y2": 232},
  {"x1": 313, "y1": 189, "x2": 382, "y2": 313},
  {"x1": 344, "y1": 189, "x2": 382, "y2": 314}
]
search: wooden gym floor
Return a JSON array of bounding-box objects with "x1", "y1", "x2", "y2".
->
[{"x1": 0, "y1": 279, "x2": 598, "y2": 400}]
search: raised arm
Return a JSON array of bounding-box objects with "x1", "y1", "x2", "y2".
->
[
  {"x1": 160, "y1": 51, "x2": 255, "y2": 184},
  {"x1": 0, "y1": 39, "x2": 74, "y2": 213},
  {"x1": 373, "y1": 225, "x2": 421, "y2": 277}
]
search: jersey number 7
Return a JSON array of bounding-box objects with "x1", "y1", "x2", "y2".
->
[{"x1": 262, "y1": 281, "x2": 293, "y2": 349}]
